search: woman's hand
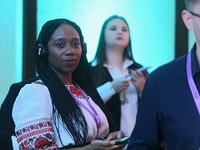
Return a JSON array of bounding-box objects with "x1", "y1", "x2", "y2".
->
[
  {"x1": 107, "y1": 131, "x2": 125, "y2": 140},
  {"x1": 64, "y1": 131, "x2": 126, "y2": 150},
  {"x1": 128, "y1": 69, "x2": 146, "y2": 94},
  {"x1": 87, "y1": 139, "x2": 125, "y2": 150},
  {"x1": 64, "y1": 140, "x2": 121, "y2": 150},
  {"x1": 105, "y1": 131, "x2": 127, "y2": 150},
  {"x1": 111, "y1": 78, "x2": 130, "y2": 93},
  {"x1": 87, "y1": 140, "x2": 115, "y2": 150}
]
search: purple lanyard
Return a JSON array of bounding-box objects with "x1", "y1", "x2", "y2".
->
[
  {"x1": 66, "y1": 85, "x2": 101, "y2": 134},
  {"x1": 187, "y1": 52, "x2": 200, "y2": 115}
]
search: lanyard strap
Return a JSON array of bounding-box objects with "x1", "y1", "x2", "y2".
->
[
  {"x1": 187, "y1": 52, "x2": 200, "y2": 115},
  {"x1": 66, "y1": 85, "x2": 101, "y2": 134}
]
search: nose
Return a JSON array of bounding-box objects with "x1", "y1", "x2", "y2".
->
[
  {"x1": 117, "y1": 28, "x2": 122, "y2": 34},
  {"x1": 64, "y1": 45, "x2": 75, "y2": 55}
]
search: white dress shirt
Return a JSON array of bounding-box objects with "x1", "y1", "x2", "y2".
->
[{"x1": 96, "y1": 59, "x2": 138, "y2": 137}]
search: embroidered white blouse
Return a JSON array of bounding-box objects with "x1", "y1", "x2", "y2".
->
[{"x1": 12, "y1": 81, "x2": 109, "y2": 149}]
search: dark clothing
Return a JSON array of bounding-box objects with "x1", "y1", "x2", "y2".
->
[
  {"x1": 90, "y1": 62, "x2": 149, "y2": 131},
  {"x1": 0, "y1": 77, "x2": 39, "y2": 150},
  {"x1": 127, "y1": 44, "x2": 200, "y2": 150}
]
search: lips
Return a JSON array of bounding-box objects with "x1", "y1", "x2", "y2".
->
[
  {"x1": 63, "y1": 59, "x2": 77, "y2": 65},
  {"x1": 116, "y1": 37, "x2": 123, "y2": 40}
]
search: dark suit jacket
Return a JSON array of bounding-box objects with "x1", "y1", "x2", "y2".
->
[
  {"x1": 0, "y1": 77, "x2": 39, "y2": 150},
  {"x1": 90, "y1": 62, "x2": 148, "y2": 131}
]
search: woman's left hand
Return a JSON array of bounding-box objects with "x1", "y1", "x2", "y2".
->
[
  {"x1": 106, "y1": 131, "x2": 127, "y2": 150},
  {"x1": 107, "y1": 131, "x2": 125, "y2": 140},
  {"x1": 128, "y1": 69, "x2": 146, "y2": 94}
]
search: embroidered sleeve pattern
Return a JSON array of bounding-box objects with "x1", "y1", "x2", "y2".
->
[
  {"x1": 15, "y1": 121, "x2": 57, "y2": 150},
  {"x1": 68, "y1": 86, "x2": 89, "y2": 99}
]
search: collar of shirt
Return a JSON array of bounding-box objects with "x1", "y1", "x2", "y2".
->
[
  {"x1": 191, "y1": 43, "x2": 200, "y2": 77},
  {"x1": 103, "y1": 59, "x2": 134, "y2": 71},
  {"x1": 103, "y1": 59, "x2": 134, "y2": 79}
]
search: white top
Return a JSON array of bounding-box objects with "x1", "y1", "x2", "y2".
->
[
  {"x1": 12, "y1": 81, "x2": 109, "y2": 149},
  {"x1": 96, "y1": 59, "x2": 138, "y2": 136}
]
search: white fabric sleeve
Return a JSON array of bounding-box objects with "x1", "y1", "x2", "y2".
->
[
  {"x1": 97, "y1": 82, "x2": 116, "y2": 103},
  {"x1": 11, "y1": 136, "x2": 18, "y2": 150},
  {"x1": 12, "y1": 83, "x2": 58, "y2": 149}
]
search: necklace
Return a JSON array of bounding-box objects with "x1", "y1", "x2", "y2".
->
[
  {"x1": 66, "y1": 84, "x2": 101, "y2": 136},
  {"x1": 121, "y1": 92, "x2": 129, "y2": 105}
]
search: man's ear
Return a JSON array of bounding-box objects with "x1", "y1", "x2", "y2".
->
[{"x1": 182, "y1": 10, "x2": 193, "y2": 30}]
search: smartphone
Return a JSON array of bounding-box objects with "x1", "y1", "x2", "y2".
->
[
  {"x1": 138, "y1": 66, "x2": 152, "y2": 72},
  {"x1": 125, "y1": 66, "x2": 151, "y2": 79},
  {"x1": 109, "y1": 136, "x2": 130, "y2": 145}
]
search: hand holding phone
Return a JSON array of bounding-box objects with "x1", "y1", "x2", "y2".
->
[
  {"x1": 125, "y1": 66, "x2": 151, "y2": 79},
  {"x1": 138, "y1": 66, "x2": 152, "y2": 72},
  {"x1": 109, "y1": 136, "x2": 130, "y2": 145}
]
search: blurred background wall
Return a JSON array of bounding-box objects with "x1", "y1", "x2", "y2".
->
[
  {"x1": 0, "y1": 0, "x2": 22, "y2": 105},
  {"x1": 37, "y1": 0, "x2": 176, "y2": 70},
  {"x1": 0, "y1": 0, "x2": 195, "y2": 105}
]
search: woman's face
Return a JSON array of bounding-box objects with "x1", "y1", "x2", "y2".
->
[
  {"x1": 104, "y1": 18, "x2": 130, "y2": 48},
  {"x1": 47, "y1": 24, "x2": 82, "y2": 78}
]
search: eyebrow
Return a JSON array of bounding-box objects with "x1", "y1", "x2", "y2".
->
[
  {"x1": 122, "y1": 26, "x2": 128, "y2": 29},
  {"x1": 109, "y1": 25, "x2": 128, "y2": 28},
  {"x1": 54, "y1": 37, "x2": 80, "y2": 42},
  {"x1": 71, "y1": 38, "x2": 80, "y2": 41}
]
